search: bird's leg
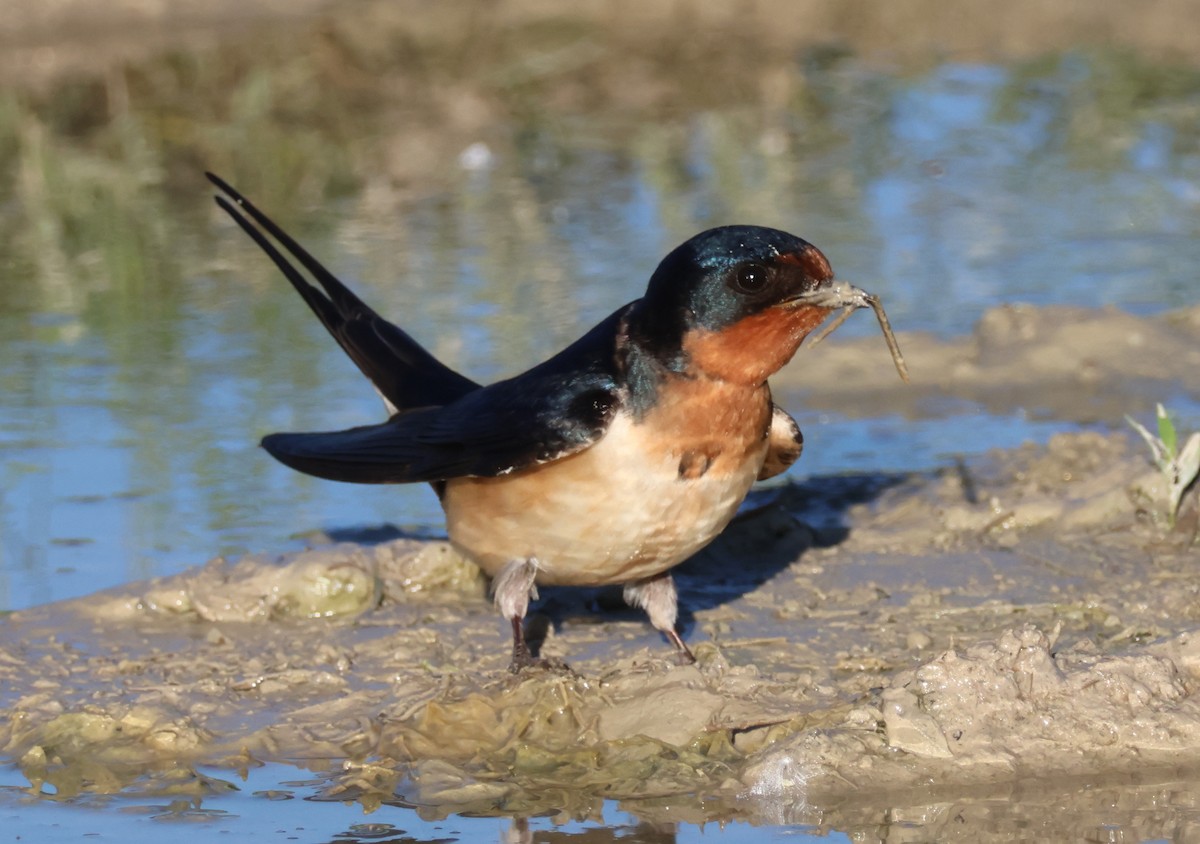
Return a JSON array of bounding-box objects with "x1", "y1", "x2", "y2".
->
[
  {"x1": 493, "y1": 557, "x2": 540, "y2": 672},
  {"x1": 624, "y1": 572, "x2": 695, "y2": 665}
]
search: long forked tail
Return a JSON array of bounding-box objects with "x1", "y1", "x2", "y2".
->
[{"x1": 206, "y1": 172, "x2": 479, "y2": 412}]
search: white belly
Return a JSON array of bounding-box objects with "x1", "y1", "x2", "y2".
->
[{"x1": 442, "y1": 410, "x2": 769, "y2": 587}]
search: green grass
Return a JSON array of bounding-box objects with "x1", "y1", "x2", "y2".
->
[{"x1": 1127, "y1": 403, "x2": 1200, "y2": 530}]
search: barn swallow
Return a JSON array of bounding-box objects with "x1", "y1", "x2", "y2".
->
[{"x1": 207, "y1": 171, "x2": 906, "y2": 670}]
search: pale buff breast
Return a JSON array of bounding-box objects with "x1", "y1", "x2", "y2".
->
[{"x1": 441, "y1": 381, "x2": 772, "y2": 587}]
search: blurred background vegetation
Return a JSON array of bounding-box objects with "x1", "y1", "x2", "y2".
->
[{"x1": 4, "y1": 0, "x2": 1199, "y2": 322}]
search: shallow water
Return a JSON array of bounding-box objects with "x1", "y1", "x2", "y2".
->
[
  {"x1": 2, "y1": 1, "x2": 1200, "y2": 840},
  {"x1": 0, "y1": 760, "x2": 847, "y2": 842},
  {"x1": 8, "y1": 756, "x2": 1200, "y2": 842}
]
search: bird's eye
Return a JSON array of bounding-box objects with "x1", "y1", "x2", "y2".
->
[{"x1": 733, "y1": 263, "x2": 770, "y2": 294}]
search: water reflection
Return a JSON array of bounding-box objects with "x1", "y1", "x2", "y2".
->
[{"x1": 8, "y1": 755, "x2": 1200, "y2": 842}]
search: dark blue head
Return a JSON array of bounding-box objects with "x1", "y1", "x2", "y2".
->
[{"x1": 630, "y1": 225, "x2": 836, "y2": 367}]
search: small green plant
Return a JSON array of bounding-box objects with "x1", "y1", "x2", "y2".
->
[{"x1": 1126, "y1": 403, "x2": 1200, "y2": 528}]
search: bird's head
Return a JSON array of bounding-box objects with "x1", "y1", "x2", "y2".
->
[{"x1": 631, "y1": 225, "x2": 867, "y2": 384}]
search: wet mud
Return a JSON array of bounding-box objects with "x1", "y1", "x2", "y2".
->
[{"x1": 2, "y1": 304, "x2": 1199, "y2": 837}]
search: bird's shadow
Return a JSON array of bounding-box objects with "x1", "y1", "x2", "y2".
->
[
  {"x1": 322, "y1": 523, "x2": 443, "y2": 545},
  {"x1": 321, "y1": 471, "x2": 911, "y2": 654},
  {"x1": 531, "y1": 470, "x2": 910, "y2": 651}
]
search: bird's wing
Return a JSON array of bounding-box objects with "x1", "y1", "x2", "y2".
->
[
  {"x1": 757, "y1": 403, "x2": 803, "y2": 481},
  {"x1": 207, "y1": 172, "x2": 479, "y2": 412},
  {"x1": 262, "y1": 368, "x2": 620, "y2": 483},
  {"x1": 264, "y1": 304, "x2": 632, "y2": 483}
]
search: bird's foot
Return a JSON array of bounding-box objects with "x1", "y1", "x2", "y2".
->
[
  {"x1": 666, "y1": 628, "x2": 696, "y2": 666},
  {"x1": 507, "y1": 614, "x2": 570, "y2": 673},
  {"x1": 671, "y1": 648, "x2": 697, "y2": 667},
  {"x1": 625, "y1": 573, "x2": 696, "y2": 665}
]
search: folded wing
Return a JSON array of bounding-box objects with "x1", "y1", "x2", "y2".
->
[{"x1": 262, "y1": 369, "x2": 620, "y2": 483}]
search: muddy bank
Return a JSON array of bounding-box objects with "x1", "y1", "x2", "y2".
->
[{"x1": 1, "y1": 305, "x2": 1199, "y2": 836}]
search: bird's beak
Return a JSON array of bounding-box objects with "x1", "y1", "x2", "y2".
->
[
  {"x1": 789, "y1": 280, "x2": 910, "y2": 383},
  {"x1": 785, "y1": 279, "x2": 876, "y2": 311}
]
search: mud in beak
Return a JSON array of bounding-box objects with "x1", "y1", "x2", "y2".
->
[{"x1": 791, "y1": 280, "x2": 910, "y2": 383}]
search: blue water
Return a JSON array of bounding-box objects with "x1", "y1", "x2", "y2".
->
[{"x1": 0, "y1": 761, "x2": 844, "y2": 843}]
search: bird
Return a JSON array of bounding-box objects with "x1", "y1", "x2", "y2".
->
[{"x1": 206, "y1": 171, "x2": 906, "y2": 671}]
